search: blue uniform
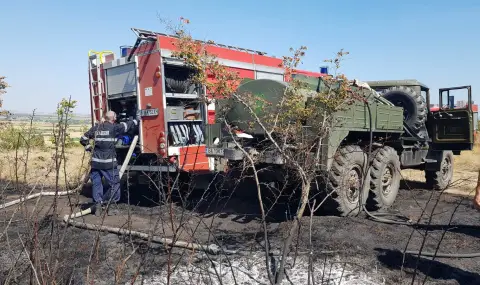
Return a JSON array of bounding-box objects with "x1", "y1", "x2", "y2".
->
[{"x1": 80, "y1": 119, "x2": 137, "y2": 204}]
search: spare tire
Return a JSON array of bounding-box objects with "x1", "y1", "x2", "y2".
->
[{"x1": 382, "y1": 86, "x2": 426, "y2": 136}]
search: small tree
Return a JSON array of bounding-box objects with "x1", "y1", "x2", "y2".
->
[
  {"x1": 0, "y1": 76, "x2": 8, "y2": 95},
  {"x1": 164, "y1": 17, "x2": 366, "y2": 284},
  {"x1": 0, "y1": 76, "x2": 9, "y2": 112}
]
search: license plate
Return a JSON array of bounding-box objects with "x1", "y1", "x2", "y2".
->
[
  {"x1": 206, "y1": 147, "x2": 224, "y2": 156},
  {"x1": 139, "y1": 108, "x2": 159, "y2": 117}
]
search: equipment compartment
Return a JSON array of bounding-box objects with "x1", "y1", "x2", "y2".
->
[
  {"x1": 164, "y1": 64, "x2": 197, "y2": 95},
  {"x1": 166, "y1": 98, "x2": 205, "y2": 146},
  {"x1": 109, "y1": 97, "x2": 138, "y2": 122}
]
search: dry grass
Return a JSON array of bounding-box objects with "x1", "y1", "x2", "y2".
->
[
  {"x1": 0, "y1": 120, "x2": 90, "y2": 189},
  {"x1": 454, "y1": 143, "x2": 480, "y2": 171},
  {"x1": 6, "y1": 121, "x2": 88, "y2": 146},
  {"x1": 0, "y1": 145, "x2": 90, "y2": 188}
]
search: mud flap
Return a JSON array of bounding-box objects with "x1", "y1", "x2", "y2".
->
[{"x1": 424, "y1": 150, "x2": 445, "y2": 172}]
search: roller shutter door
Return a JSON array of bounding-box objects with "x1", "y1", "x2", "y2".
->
[{"x1": 255, "y1": 70, "x2": 284, "y2": 81}]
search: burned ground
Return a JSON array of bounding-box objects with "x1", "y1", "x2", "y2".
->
[{"x1": 1, "y1": 173, "x2": 480, "y2": 285}]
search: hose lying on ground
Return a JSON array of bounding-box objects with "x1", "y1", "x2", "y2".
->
[
  {"x1": 362, "y1": 206, "x2": 480, "y2": 258},
  {"x1": 63, "y1": 218, "x2": 226, "y2": 255},
  {"x1": 0, "y1": 174, "x2": 89, "y2": 210},
  {"x1": 0, "y1": 185, "x2": 228, "y2": 255},
  {"x1": 0, "y1": 136, "x2": 230, "y2": 255}
]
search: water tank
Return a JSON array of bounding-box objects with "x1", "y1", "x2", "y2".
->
[{"x1": 223, "y1": 79, "x2": 313, "y2": 135}]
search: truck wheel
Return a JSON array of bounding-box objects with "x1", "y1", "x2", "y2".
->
[
  {"x1": 368, "y1": 146, "x2": 401, "y2": 210},
  {"x1": 328, "y1": 145, "x2": 369, "y2": 217},
  {"x1": 425, "y1": 151, "x2": 454, "y2": 190},
  {"x1": 382, "y1": 86, "x2": 426, "y2": 136}
]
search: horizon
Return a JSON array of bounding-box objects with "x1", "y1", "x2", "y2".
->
[{"x1": 1, "y1": 0, "x2": 479, "y2": 113}]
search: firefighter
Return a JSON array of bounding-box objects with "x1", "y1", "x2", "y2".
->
[{"x1": 80, "y1": 110, "x2": 138, "y2": 216}]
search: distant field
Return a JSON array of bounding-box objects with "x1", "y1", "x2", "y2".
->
[
  {"x1": 6, "y1": 121, "x2": 90, "y2": 146},
  {"x1": 0, "y1": 119, "x2": 90, "y2": 187},
  {"x1": 0, "y1": 145, "x2": 89, "y2": 188}
]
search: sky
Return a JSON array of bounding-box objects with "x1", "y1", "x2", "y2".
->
[{"x1": 1, "y1": 0, "x2": 479, "y2": 114}]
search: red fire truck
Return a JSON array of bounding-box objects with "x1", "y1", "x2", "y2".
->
[{"x1": 88, "y1": 28, "x2": 325, "y2": 175}]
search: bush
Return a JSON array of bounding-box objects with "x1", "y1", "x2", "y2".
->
[
  {"x1": 49, "y1": 134, "x2": 79, "y2": 148},
  {"x1": 0, "y1": 124, "x2": 45, "y2": 150}
]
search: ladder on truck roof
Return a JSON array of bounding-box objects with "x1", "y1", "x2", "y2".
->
[
  {"x1": 88, "y1": 50, "x2": 114, "y2": 124},
  {"x1": 130, "y1": 28, "x2": 268, "y2": 55}
]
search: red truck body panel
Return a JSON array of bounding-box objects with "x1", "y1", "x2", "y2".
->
[
  {"x1": 137, "y1": 51, "x2": 165, "y2": 154},
  {"x1": 157, "y1": 35, "x2": 283, "y2": 67},
  {"x1": 88, "y1": 30, "x2": 326, "y2": 172}
]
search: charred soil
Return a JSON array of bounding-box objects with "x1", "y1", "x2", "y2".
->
[{"x1": 0, "y1": 176, "x2": 479, "y2": 284}]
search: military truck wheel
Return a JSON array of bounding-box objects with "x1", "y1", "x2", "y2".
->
[
  {"x1": 328, "y1": 145, "x2": 369, "y2": 217},
  {"x1": 382, "y1": 86, "x2": 426, "y2": 136},
  {"x1": 425, "y1": 151, "x2": 454, "y2": 190},
  {"x1": 368, "y1": 146, "x2": 401, "y2": 210}
]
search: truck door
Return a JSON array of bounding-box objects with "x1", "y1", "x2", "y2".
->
[{"x1": 429, "y1": 85, "x2": 474, "y2": 151}]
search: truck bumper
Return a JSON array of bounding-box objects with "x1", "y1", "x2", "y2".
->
[
  {"x1": 208, "y1": 147, "x2": 286, "y2": 165},
  {"x1": 120, "y1": 165, "x2": 177, "y2": 172}
]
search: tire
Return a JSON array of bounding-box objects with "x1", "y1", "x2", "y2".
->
[
  {"x1": 382, "y1": 86, "x2": 426, "y2": 136},
  {"x1": 328, "y1": 145, "x2": 369, "y2": 217},
  {"x1": 367, "y1": 146, "x2": 401, "y2": 211},
  {"x1": 425, "y1": 151, "x2": 454, "y2": 190}
]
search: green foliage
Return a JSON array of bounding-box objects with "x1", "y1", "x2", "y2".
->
[
  {"x1": 80, "y1": 124, "x2": 89, "y2": 133},
  {"x1": 0, "y1": 124, "x2": 45, "y2": 150},
  {"x1": 165, "y1": 17, "x2": 242, "y2": 101},
  {"x1": 56, "y1": 98, "x2": 77, "y2": 117},
  {"x1": 0, "y1": 76, "x2": 9, "y2": 111},
  {"x1": 0, "y1": 76, "x2": 8, "y2": 96},
  {"x1": 51, "y1": 97, "x2": 79, "y2": 148},
  {"x1": 49, "y1": 133, "x2": 78, "y2": 148},
  {"x1": 233, "y1": 47, "x2": 358, "y2": 147}
]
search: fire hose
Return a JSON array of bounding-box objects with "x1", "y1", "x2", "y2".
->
[
  {"x1": 60, "y1": 135, "x2": 140, "y2": 220},
  {"x1": 0, "y1": 135, "x2": 226, "y2": 255}
]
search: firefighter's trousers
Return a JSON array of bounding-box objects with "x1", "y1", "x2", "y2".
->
[{"x1": 90, "y1": 168, "x2": 121, "y2": 204}]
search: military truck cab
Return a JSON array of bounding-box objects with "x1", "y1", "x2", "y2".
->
[
  {"x1": 366, "y1": 80, "x2": 474, "y2": 191},
  {"x1": 367, "y1": 80, "x2": 474, "y2": 152}
]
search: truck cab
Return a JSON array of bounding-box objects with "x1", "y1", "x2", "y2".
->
[{"x1": 366, "y1": 80, "x2": 474, "y2": 153}]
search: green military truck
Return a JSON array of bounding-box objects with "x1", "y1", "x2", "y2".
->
[{"x1": 205, "y1": 76, "x2": 474, "y2": 216}]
